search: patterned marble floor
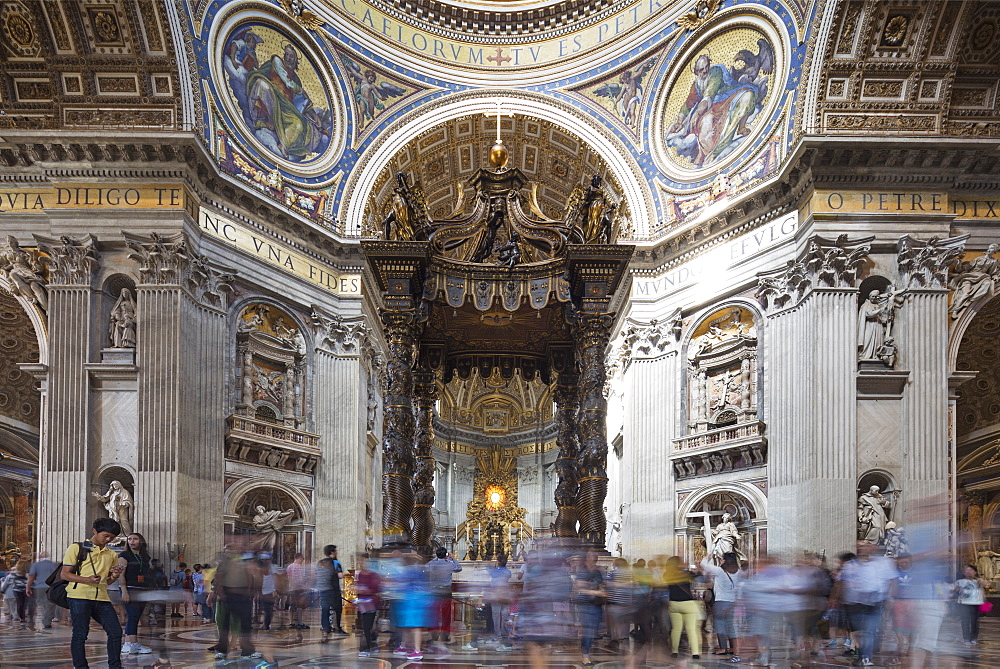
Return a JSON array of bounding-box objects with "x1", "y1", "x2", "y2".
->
[{"x1": 0, "y1": 609, "x2": 995, "y2": 668}]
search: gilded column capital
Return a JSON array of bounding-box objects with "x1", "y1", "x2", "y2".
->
[{"x1": 34, "y1": 234, "x2": 99, "y2": 287}]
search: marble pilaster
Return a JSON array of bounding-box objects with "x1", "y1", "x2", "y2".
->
[
  {"x1": 896, "y1": 235, "x2": 967, "y2": 536},
  {"x1": 758, "y1": 234, "x2": 870, "y2": 557},
  {"x1": 34, "y1": 235, "x2": 98, "y2": 557}
]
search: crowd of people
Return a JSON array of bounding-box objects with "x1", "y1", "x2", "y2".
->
[{"x1": 0, "y1": 516, "x2": 992, "y2": 668}]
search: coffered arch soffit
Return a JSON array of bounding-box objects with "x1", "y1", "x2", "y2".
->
[{"x1": 344, "y1": 91, "x2": 654, "y2": 239}]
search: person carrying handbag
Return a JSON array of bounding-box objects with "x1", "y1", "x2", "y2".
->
[{"x1": 117, "y1": 533, "x2": 154, "y2": 655}]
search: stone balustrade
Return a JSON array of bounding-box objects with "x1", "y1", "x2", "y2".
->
[
  {"x1": 225, "y1": 414, "x2": 321, "y2": 474},
  {"x1": 670, "y1": 421, "x2": 767, "y2": 479}
]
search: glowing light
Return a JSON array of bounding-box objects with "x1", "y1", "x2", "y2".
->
[{"x1": 485, "y1": 485, "x2": 506, "y2": 510}]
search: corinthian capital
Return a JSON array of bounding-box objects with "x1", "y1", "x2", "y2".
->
[
  {"x1": 757, "y1": 234, "x2": 873, "y2": 311},
  {"x1": 123, "y1": 231, "x2": 188, "y2": 285},
  {"x1": 898, "y1": 234, "x2": 969, "y2": 290},
  {"x1": 185, "y1": 252, "x2": 235, "y2": 309},
  {"x1": 311, "y1": 305, "x2": 368, "y2": 355},
  {"x1": 803, "y1": 234, "x2": 873, "y2": 288},
  {"x1": 34, "y1": 234, "x2": 99, "y2": 286}
]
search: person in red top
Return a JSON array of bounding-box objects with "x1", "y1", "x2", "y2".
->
[{"x1": 353, "y1": 554, "x2": 382, "y2": 657}]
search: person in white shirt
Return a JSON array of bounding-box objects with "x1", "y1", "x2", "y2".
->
[
  {"x1": 954, "y1": 564, "x2": 987, "y2": 645},
  {"x1": 838, "y1": 543, "x2": 898, "y2": 666},
  {"x1": 700, "y1": 553, "x2": 744, "y2": 657}
]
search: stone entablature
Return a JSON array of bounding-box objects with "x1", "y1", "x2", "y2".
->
[
  {"x1": 225, "y1": 415, "x2": 320, "y2": 475},
  {"x1": 671, "y1": 421, "x2": 767, "y2": 480}
]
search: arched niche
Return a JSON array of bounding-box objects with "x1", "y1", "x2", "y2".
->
[
  {"x1": 0, "y1": 290, "x2": 42, "y2": 436},
  {"x1": 856, "y1": 469, "x2": 899, "y2": 544},
  {"x1": 224, "y1": 479, "x2": 314, "y2": 565},
  {"x1": 233, "y1": 302, "x2": 307, "y2": 428},
  {"x1": 683, "y1": 304, "x2": 759, "y2": 434},
  {"x1": 676, "y1": 484, "x2": 767, "y2": 567}
]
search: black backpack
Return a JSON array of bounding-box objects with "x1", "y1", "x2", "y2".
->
[{"x1": 46, "y1": 542, "x2": 90, "y2": 609}]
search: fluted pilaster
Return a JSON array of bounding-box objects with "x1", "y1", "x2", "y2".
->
[{"x1": 37, "y1": 245, "x2": 96, "y2": 555}]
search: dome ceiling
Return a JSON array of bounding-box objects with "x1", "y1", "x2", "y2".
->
[
  {"x1": 317, "y1": 0, "x2": 620, "y2": 39},
  {"x1": 365, "y1": 114, "x2": 627, "y2": 233}
]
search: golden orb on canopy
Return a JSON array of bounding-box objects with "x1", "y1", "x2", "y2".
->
[{"x1": 489, "y1": 140, "x2": 509, "y2": 169}]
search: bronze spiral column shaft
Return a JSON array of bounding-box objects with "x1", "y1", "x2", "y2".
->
[
  {"x1": 411, "y1": 370, "x2": 437, "y2": 551},
  {"x1": 553, "y1": 373, "x2": 580, "y2": 538},
  {"x1": 573, "y1": 314, "x2": 613, "y2": 548},
  {"x1": 380, "y1": 311, "x2": 419, "y2": 547}
]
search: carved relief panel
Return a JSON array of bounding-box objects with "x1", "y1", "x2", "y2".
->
[
  {"x1": 235, "y1": 303, "x2": 306, "y2": 428},
  {"x1": 687, "y1": 307, "x2": 758, "y2": 433}
]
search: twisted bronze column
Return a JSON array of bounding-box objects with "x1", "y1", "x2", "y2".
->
[
  {"x1": 573, "y1": 314, "x2": 613, "y2": 547},
  {"x1": 380, "y1": 311, "x2": 418, "y2": 547},
  {"x1": 411, "y1": 370, "x2": 437, "y2": 551},
  {"x1": 553, "y1": 373, "x2": 580, "y2": 537}
]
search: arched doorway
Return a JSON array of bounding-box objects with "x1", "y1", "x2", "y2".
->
[
  {"x1": 676, "y1": 486, "x2": 766, "y2": 567},
  {"x1": 225, "y1": 482, "x2": 314, "y2": 566},
  {"x1": 955, "y1": 294, "x2": 1000, "y2": 581},
  {"x1": 0, "y1": 289, "x2": 42, "y2": 559}
]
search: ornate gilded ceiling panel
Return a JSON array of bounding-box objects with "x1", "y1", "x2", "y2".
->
[
  {"x1": 439, "y1": 366, "x2": 553, "y2": 435},
  {"x1": 815, "y1": 0, "x2": 1000, "y2": 136},
  {"x1": 0, "y1": 0, "x2": 181, "y2": 128},
  {"x1": 365, "y1": 114, "x2": 622, "y2": 231}
]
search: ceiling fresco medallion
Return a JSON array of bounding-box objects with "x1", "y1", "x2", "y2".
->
[
  {"x1": 652, "y1": 12, "x2": 787, "y2": 181},
  {"x1": 210, "y1": 6, "x2": 345, "y2": 177}
]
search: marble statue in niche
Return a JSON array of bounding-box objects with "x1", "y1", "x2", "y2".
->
[
  {"x1": 858, "y1": 288, "x2": 903, "y2": 367},
  {"x1": 857, "y1": 485, "x2": 892, "y2": 544},
  {"x1": 109, "y1": 288, "x2": 137, "y2": 348},
  {"x1": 712, "y1": 512, "x2": 746, "y2": 561},
  {"x1": 249, "y1": 505, "x2": 296, "y2": 553},
  {"x1": 93, "y1": 480, "x2": 133, "y2": 540}
]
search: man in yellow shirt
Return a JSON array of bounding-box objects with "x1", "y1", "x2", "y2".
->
[{"x1": 62, "y1": 518, "x2": 125, "y2": 668}]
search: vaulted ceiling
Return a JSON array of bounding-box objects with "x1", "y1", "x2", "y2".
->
[{"x1": 364, "y1": 113, "x2": 623, "y2": 233}]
